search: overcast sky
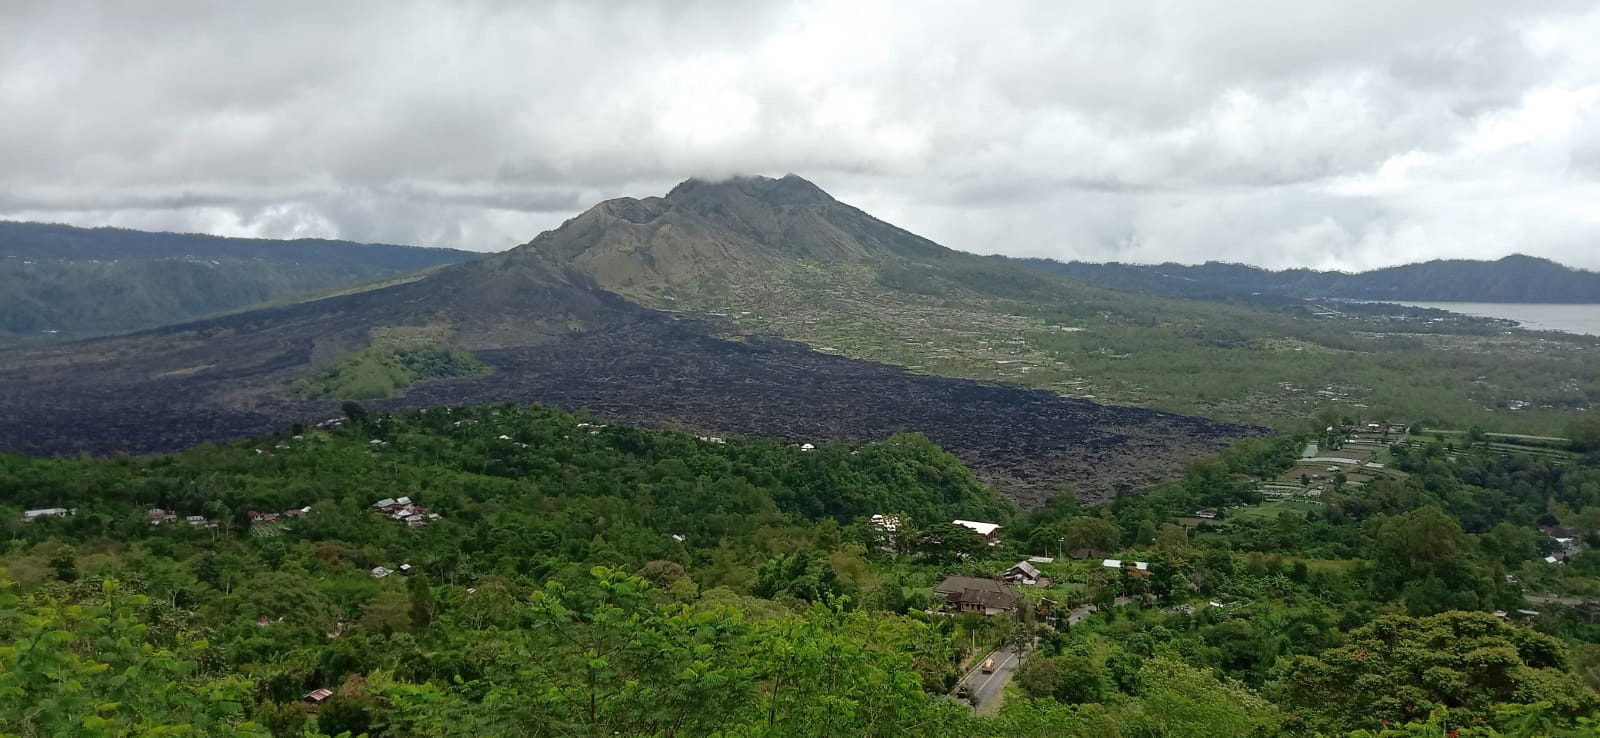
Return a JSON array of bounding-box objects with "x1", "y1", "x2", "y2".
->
[{"x1": 4, "y1": 1, "x2": 1599, "y2": 271}]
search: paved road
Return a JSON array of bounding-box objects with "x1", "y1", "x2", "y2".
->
[
  {"x1": 1527, "y1": 594, "x2": 1589, "y2": 606},
  {"x1": 954, "y1": 597, "x2": 1133, "y2": 713},
  {"x1": 958, "y1": 647, "x2": 1022, "y2": 715}
]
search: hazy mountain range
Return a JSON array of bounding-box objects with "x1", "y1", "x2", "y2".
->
[
  {"x1": 1007, "y1": 254, "x2": 1600, "y2": 304},
  {"x1": 0, "y1": 220, "x2": 474, "y2": 343}
]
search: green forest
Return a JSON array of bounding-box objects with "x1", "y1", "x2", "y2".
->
[{"x1": 5, "y1": 405, "x2": 1600, "y2": 736}]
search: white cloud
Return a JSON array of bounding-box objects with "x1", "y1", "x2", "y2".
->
[{"x1": 2, "y1": 0, "x2": 1598, "y2": 269}]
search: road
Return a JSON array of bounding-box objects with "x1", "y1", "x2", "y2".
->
[
  {"x1": 954, "y1": 597, "x2": 1132, "y2": 714},
  {"x1": 1527, "y1": 593, "x2": 1589, "y2": 606},
  {"x1": 1065, "y1": 596, "x2": 1132, "y2": 626},
  {"x1": 958, "y1": 647, "x2": 1022, "y2": 716}
]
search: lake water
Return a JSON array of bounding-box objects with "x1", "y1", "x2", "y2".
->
[{"x1": 1394, "y1": 302, "x2": 1600, "y2": 337}]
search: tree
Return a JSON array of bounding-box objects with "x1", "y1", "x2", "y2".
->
[
  {"x1": 49, "y1": 546, "x2": 77, "y2": 582},
  {"x1": 914, "y1": 522, "x2": 987, "y2": 563},
  {"x1": 1157, "y1": 523, "x2": 1189, "y2": 555},
  {"x1": 1278, "y1": 611, "x2": 1595, "y2": 734},
  {"x1": 0, "y1": 576, "x2": 270, "y2": 736},
  {"x1": 1372, "y1": 506, "x2": 1491, "y2": 614},
  {"x1": 1062, "y1": 516, "x2": 1120, "y2": 554},
  {"x1": 1570, "y1": 415, "x2": 1600, "y2": 452},
  {"x1": 1054, "y1": 650, "x2": 1109, "y2": 705},
  {"x1": 316, "y1": 696, "x2": 377, "y2": 738},
  {"x1": 407, "y1": 573, "x2": 437, "y2": 630},
  {"x1": 1017, "y1": 656, "x2": 1064, "y2": 698},
  {"x1": 341, "y1": 400, "x2": 369, "y2": 426},
  {"x1": 1134, "y1": 519, "x2": 1158, "y2": 547},
  {"x1": 361, "y1": 590, "x2": 413, "y2": 635},
  {"x1": 1274, "y1": 511, "x2": 1301, "y2": 551}
]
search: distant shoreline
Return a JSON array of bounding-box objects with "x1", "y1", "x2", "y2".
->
[{"x1": 1388, "y1": 301, "x2": 1600, "y2": 337}]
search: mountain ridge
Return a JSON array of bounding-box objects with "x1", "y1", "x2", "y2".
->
[
  {"x1": 1008, "y1": 253, "x2": 1600, "y2": 303},
  {"x1": 0, "y1": 220, "x2": 476, "y2": 343},
  {"x1": 508, "y1": 174, "x2": 951, "y2": 302},
  {"x1": 0, "y1": 177, "x2": 1261, "y2": 505}
]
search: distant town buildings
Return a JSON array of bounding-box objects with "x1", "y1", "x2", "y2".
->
[{"x1": 373, "y1": 496, "x2": 439, "y2": 527}]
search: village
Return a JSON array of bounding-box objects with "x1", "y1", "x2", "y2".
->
[{"x1": 876, "y1": 417, "x2": 1600, "y2": 712}]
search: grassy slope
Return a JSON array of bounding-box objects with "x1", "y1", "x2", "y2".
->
[{"x1": 639, "y1": 256, "x2": 1596, "y2": 435}]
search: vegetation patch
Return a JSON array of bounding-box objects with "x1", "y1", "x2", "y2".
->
[{"x1": 296, "y1": 327, "x2": 488, "y2": 400}]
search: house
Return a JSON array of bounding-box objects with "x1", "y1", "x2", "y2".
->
[
  {"x1": 374, "y1": 498, "x2": 397, "y2": 510},
  {"x1": 371, "y1": 566, "x2": 392, "y2": 579},
  {"x1": 1195, "y1": 510, "x2": 1218, "y2": 520},
  {"x1": 1101, "y1": 559, "x2": 1149, "y2": 575},
  {"x1": 952, "y1": 520, "x2": 1001, "y2": 545},
  {"x1": 21, "y1": 508, "x2": 73, "y2": 523},
  {"x1": 184, "y1": 515, "x2": 210, "y2": 527},
  {"x1": 1546, "y1": 555, "x2": 1563, "y2": 565},
  {"x1": 147, "y1": 508, "x2": 178, "y2": 525},
  {"x1": 870, "y1": 514, "x2": 903, "y2": 533},
  {"x1": 1027, "y1": 556, "x2": 1055, "y2": 564},
  {"x1": 303, "y1": 688, "x2": 333, "y2": 705},
  {"x1": 933, "y1": 576, "x2": 1021, "y2": 615},
  {"x1": 1003, "y1": 561, "x2": 1043, "y2": 586},
  {"x1": 1540, "y1": 526, "x2": 1579, "y2": 548},
  {"x1": 1515, "y1": 609, "x2": 1539, "y2": 623},
  {"x1": 1571, "y1": 602, "x2": 1600, "y2": 623}
]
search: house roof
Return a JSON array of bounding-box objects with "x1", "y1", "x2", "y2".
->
[
  {"x1": 952, "y1": 520, "x2": 1000, "y2": 536},
  {"x1": 1007, "y1": 561, "x2": 1042, "y2": 578},
  {"x1": 934, "y1": 576, "x2": 1020, "y2": 609},
  {"x1": 23, "y1": 508, "x2": 69, "y2": 517},
  {"x1": 304, "y1": 688, "x2": 333, "y2": 702},
  {"x1": 1102, "y1": 559, "x2": 1122, "y2": 568}
]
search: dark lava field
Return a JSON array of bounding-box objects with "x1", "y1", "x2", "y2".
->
[{"x1": 0, "y1": 313, "x2": 1257, "y2": 507}]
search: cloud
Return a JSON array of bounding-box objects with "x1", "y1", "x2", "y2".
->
[{"x1": 2, "y1": 0, "x2": 1598, "y2": 269}]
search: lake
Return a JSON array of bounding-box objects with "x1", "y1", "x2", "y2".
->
[{"x1": 1394, "y1": 302, "x2": 1600, "y2": 336}]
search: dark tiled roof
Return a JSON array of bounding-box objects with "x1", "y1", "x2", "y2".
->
[{"x1": 934, "y1": 576, "x2": 1020, "y2": 609}]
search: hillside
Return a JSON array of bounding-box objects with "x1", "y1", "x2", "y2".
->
[
  {"x1": 0, "y1": 220, "x2": 475, "y2": 343},
  {"x1": 514, "y1": 176, "x2": 1597, "y2": 434},
  {"x1": 3, "y1": 403, "x2": 1598, "y2": 736},
  {"x1": 1010, "y1": 254, "x2": 1600, "y2": 303},
  {"x1": 0, "y1": 208, "x2": 1257, "y2": 506}
]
